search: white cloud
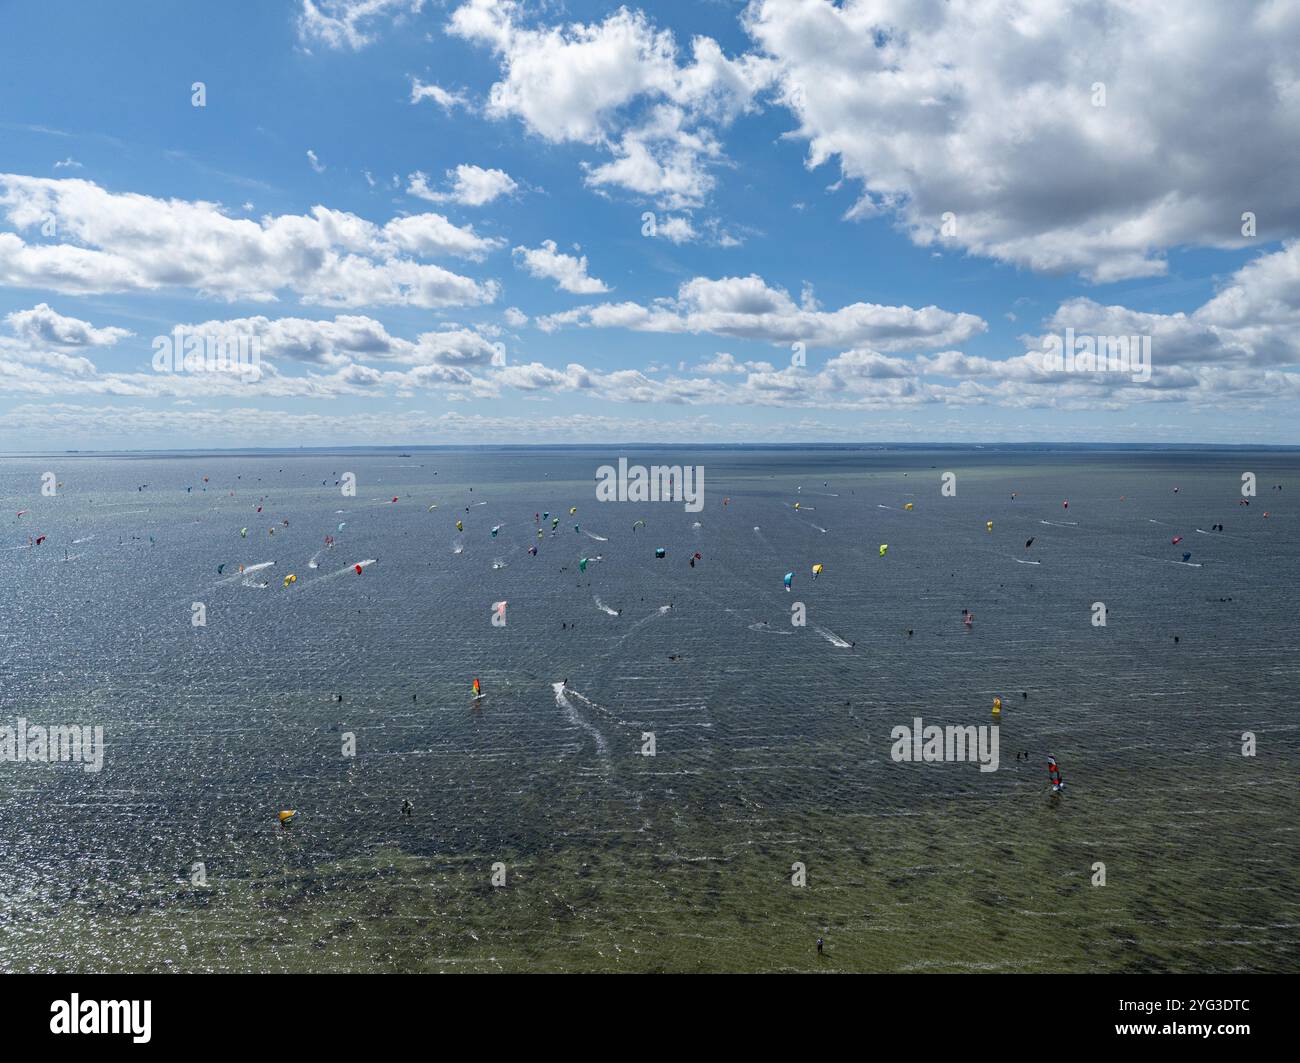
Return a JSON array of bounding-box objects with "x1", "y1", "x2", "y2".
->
[
  {"x1": 0, "y1": 174, "x2": 501, "y2": 309},
  {"x1": 6, "y1": 302, "x2": 132, "y2": 347},
  {"x1": 503, "y1": 306, "x2": 528, "y2": 327},
  {"x1": 410, "y1": 77, "x2": 469, "y2": 111},
  {"x1": 512, "y1": 239, "x2": 610, "y2": 294},
  {"x1": 306, "y1": 149, "x2": 325, "y2": 173},
  {"x1": 448, "y1": 0, "x2": 773, "y2": 209},
  {"x1": 655, "y1": 215, "x2": 697, "y2": 244},
  {"x1": 538, "y1": 273, "x2": 985, "y2": 351},
  {"x1": 407, "y1": 164, "x2": 518, "y2": 207},
  {"x1": 298, "y1": 0, "x2": 425, "y2": 51},
  {"x1": 744, "y1": 0, "x2": 1300, "y2": 281},
  {"x1": 693, "y1": 352, "x2": 773, "y2": 375}
]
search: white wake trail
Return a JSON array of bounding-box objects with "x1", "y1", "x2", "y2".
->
[
  {"x1": 553, "y1": 683, "x2": 609, "y2": 756},
  {"x1": 814, "y1": 626, "x2": 851, "y2": 648}
]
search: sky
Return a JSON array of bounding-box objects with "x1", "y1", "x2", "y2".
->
[{"x1": 1, "y1": 0, "x2": 1298, "y2": 450}]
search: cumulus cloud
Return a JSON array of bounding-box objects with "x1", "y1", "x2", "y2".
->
[
  {"x1": 6, "y1": 302, "x2": 132, "y2": 346},
  {"x1": 0, "y1": 174, "x2": 501, "y2": 308},
  {"x1": 513, "y1": 239, "x2": 610, "y2": 294},
  {"x1": 448, "y1": 0, "x2": 774, "y2": 208},
  {"x1": 654, "y1": 214, "x2": 697, "y2": 244},
  {"x1": 744, "y1": 0, "x2": 1300, "y2": 281},
  {"x1": 165, "y1": 313, "x2": 502, "y2": 369},
  {"x1": 693, "y1": 352, "x2": 773, "y2": 375},
  {"x1": 408, "y1": 164, "x2": 518, "y2": 206},
  {"x1": 538, "y1": 273, "x2": 985, "y2": 350}
]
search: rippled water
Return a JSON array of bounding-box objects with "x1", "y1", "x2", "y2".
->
[{"x1": 1, "y1": 448, "x2": 1296, "y2": 972}]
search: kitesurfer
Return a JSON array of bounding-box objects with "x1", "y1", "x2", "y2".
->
[{"x1": 402, "y1": 800, "x2": 413, "y2": 818}]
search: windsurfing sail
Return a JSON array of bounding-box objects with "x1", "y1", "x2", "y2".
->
[
  {"x1": 904, "y1": 502, "x2": 914, "y2": 510},
  {"x1": 1171, "y1": 535, "x2": 1183, "y2": 545},
  {"x1": 472, "y1": 677, "x2": 482, "y2": 697},
  {"x1": 1025, "y1": 537, "x2": 1035, "y2": 549},
  {"x1": 783, "y1": 571, "x2": 793, "y2": 591},
  {"x1": 1047, "y1": 755, "x2": 1064, "y2": 791},
  {"x1": 812, "y1": 563, "x2": 823, "y2": 579},
  {"x1": 986, "y1": 521, "x2": 993, "y2": 532},
  {"x1": 579, "y1": 557, "x2": 588, "y2": 572},
  {"x1": 879, "y1": 543, "x2": 888, "y2": 556},
  {"x1": 1182, "y1": 551, "x2": 1192, "y2": 562},
  {"x1": 655, "y1": 547, "x2": 666, "y2": 558}
]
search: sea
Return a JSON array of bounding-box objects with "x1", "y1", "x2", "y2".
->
[{"x1": 1, "y1": 446, "x2": 1296, "y2": 972}]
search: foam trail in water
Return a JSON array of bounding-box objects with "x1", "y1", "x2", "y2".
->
[
  {"x1": 584, "y1": 531, "x2": 608, "y2": 541},
  {"x1": 553, "y1": 682, "x2": 609, "y2": 755},
  {"x1": 814, "y1": 626, "x2": 851, "y2": 648},
  {"x1": 1013, "y1": 558, "x2": 1042, "y2": 565},
  {"x1": 594, "y1": 596, "x2": 620, "y2": 616}
]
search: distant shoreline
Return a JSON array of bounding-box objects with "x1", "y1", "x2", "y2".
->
[{"x1": 4, "y1": 442, "x2": 1299, "y2": 458}]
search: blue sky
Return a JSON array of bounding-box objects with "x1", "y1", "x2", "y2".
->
[{"x1": 1, "y1": 0, "x2": 1298, "y2": 449}]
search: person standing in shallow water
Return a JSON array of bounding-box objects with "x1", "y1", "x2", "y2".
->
[{"x1": 816, "y1": 937, "x2": 824, "y2": 956}]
